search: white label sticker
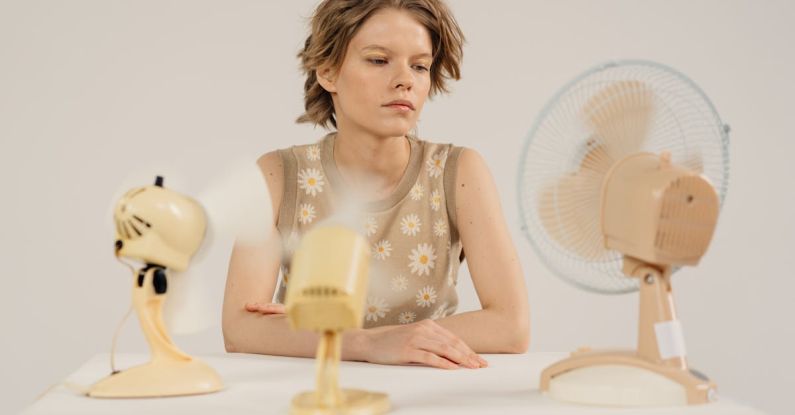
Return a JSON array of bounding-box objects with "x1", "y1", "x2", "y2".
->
[{"x1": 654, "y1": 320, "x2": 687, "y2": 359}]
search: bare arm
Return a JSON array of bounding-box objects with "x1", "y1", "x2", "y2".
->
[
  {"x1": 434, "y1": 148, "x2": 530, "y2": 353},
  {"x1": 221, "y1": 151, "x2": 484, "y2": 368},
  {"x1": 221, "y1": 151, "x2": 333, "y2": 358}
]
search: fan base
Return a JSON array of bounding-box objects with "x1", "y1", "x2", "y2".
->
[
  {"x1": 541, "y1": 350, "x2": 716, "y2": 406},
  {"x1": 291, "y1": 389, "x2": 390, "y2": 415},
  {"x1": 88, "y1": 357, "x2": 223, "y2": 398}
]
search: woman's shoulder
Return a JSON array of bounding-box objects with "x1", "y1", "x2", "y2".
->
[
  {"x1": 413, "y1": 135, "x2": 471, "y2": 155},
  {"x1": 414, "y1": 136, "x2": 483, "y2": 171},
  {"x1": 256, "y1": 151, "x2": 284, "y2": 226},
  {"x1": 255, "y1": 133, "x2": 332, "y2": 223}
]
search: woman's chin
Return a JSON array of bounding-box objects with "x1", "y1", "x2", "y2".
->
[
  {"x1": 344, "y1": 117, "x2": 415, "y2": 138},
  {"x1": 369, "y1": 122, "x2": 415, "y2": 138}
]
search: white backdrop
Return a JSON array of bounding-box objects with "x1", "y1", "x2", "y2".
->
[{"x1": 1, "y1": 1, "x2": 793, "y2": 414}]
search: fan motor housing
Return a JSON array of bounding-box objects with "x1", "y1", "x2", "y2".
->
[
  {"x1": 601, "y1": 153, "x2": 720, "y2": 266},
  {"x1": 114, "y1": 184, "x2": 207, "y2": 271},
  {"x1": 286, "y1": 224, "x2": 370, "y2": 332}
]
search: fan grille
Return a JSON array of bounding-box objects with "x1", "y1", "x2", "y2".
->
[{"x1": 518, "y1": 60, "x2": 729, "y2": 294}]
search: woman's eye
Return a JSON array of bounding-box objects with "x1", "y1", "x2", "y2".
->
[
  {"x1": 414, "y1": 65, "x2": 430, "y2": 72},
  {"x1": 369, "y1": 58, "x2": 388, "y2": 65}
]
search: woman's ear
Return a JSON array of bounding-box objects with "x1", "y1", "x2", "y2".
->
[{"x1": 316, "y1": 64, "x2": 338, "y2": 93}]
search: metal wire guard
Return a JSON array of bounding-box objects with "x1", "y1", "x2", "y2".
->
[{"x1": 517, "y1": 60, "x2": 730, "y2": 294}]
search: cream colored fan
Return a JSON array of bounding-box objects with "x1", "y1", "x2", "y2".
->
[
  {"x1": 518, "y1": 60, "x2": 730, "y2": 406},
  {"x1": 89, "y1": 162, "x2": 273, "y2": 398},
  {"x1": 285, "y1": 220, "x2": 390, "y2": 415}
]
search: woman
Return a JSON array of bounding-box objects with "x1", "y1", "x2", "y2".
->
[{"x1": 223, "y1": 0, "x2": 528, "y2": 370}]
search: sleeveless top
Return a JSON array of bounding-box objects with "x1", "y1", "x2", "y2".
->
[{"x1": 273, "y1": 132, "x2": 465, "y2": 328}]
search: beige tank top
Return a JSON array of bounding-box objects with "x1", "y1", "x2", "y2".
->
[{"x1": 273, "y1": 132, "x2": 465, "y2": 328}]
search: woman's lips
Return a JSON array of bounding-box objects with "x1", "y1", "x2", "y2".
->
[
  {"x1": 384, "y1": 104, "x2": 413, "y2": 112},
  {"x1": 383, "y1": 99, "x2": 415, "y2": 111}
]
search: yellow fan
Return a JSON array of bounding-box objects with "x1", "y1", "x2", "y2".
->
[
  {"x1": 90, "y1": 161, "x2": 273, "y2": 398},
  {"x1": 285, "y1": 221, "x2": 390, "y2": 415},
  {"x1": 519, "y1": 60, "x2": 730, "y2": 406}
]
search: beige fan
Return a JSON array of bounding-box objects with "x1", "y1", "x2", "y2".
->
[
  {"x1": 518, "y1": 60, "x2": 730, "y2": 406},
  {"x1": 286, "y1": 220, "x2": 390, "y2": 415},
  {"x1": 89, "y1": 162, "x2": 273, "y2": 398}
]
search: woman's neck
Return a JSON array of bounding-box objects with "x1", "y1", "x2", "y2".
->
[{"x1": 333, "y1": 127, "x2": 411, "y2": 202}]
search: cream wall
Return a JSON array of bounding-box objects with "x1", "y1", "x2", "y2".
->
[{"x1": 1, "y1": 1, "x2": 793, "y2": 414}]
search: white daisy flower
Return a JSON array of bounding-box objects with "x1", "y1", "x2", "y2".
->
[
  {"x1": 430, "y1": 302, "x2": 449, "y2": 320},
  {"x1": 398, "y1": 311, "x2": 417, "y2": 324},
  {"x1": 363, "y1": 216, "x2": 378, "y2": 236},
  {"x1": 298, "y1": 203, "x2": 316, "y2": 225},
  {"x1": 400, "y1": 214, "x2": 421, "y2": 236},
  {"x1": 365, "y1": 296, "x2": 390, "y2": 322},
  {"x1": 416, "y1": 285, "x2": 437, "y2": 308},
  {"x1": 408, "y1": 243, "x2": 437, "y2": 276},
  {"x1": 426, "y1": 150, "x2": 447, "y2": 178},
  {"x1": 298, "y1": 168, "x2": 325, "y2": 197},
  {"x1": 391, "y1": 275, "x2": 408, "y2": 291},
  {"x1": 433, "y1": 218, "x2": 447, "y2": 237},
  {"x1": 372, "y1": 240, "x2": 392, "y2": 260},
  {"x1": 409, "y1": 182, "x2": 424, "y2": 201},
  {"x1": 306, "y1": 145, "x2": 321, "y2": 161},
  {"x1": 430, "y1": 189, "x2": 442, "y2": 211}
]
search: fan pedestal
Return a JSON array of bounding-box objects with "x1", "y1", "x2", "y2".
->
[
  {"x1": 89, "y1": 267, "x2": 223, "y2": 398},
  {"x1": 540, "y1": 258, "x2": 716, "y2": 406},
  {"x1": 291, "y1": 331, "x2": 389, "y2": 415},
  {"x1": 540, "y1": 349, "x2": 715, "y2": 406}
]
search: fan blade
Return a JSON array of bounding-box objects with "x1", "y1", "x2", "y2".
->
[
  {"x1": 582, "y1": 80, "x2": 656, "y2": 160},
  {"x1": 163, "y1": 160, "x2": 275, "y2": 334},
  {"x1": 198, "y1": 160, "x2": 274, "y2": 244},
  {"x1": 682, "y1": 152, "x2": 704, "y2": 174},
  {"x1": 538, "y1": 173, "x2": 607, "y2": 262}
]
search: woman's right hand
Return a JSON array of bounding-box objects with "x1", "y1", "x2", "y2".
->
[{"x1": 355, "y1": 319, "x2": 488, "y2": 370}]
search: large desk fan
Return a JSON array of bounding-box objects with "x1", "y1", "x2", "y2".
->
[{"x1": 518, "y1": 60, "x2": 730, "y2": 406}]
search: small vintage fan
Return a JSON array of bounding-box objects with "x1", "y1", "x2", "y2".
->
[
  {"x1": 518, "y1": 60, "x2": 730, "y2": 406},
  {"x1": 89, "y1": 162, "x2": 273, "y2": 398},
  {"x1": 285, "y1": 219, "x2": 390, "y2": 415}
]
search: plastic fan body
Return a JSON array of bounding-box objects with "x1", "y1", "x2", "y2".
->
[
  {"x1": 286, "y1": 222, "x2": 390, "y2": 415},
  {"x1": 89, "y1": 162, "x2": 273, "y2": 398},
  {"x1": 518, "y1": 60, "x2": 729, "y2": 406}
]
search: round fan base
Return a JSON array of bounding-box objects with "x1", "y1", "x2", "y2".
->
[
  {"x1": 291, "y1": 389, "x2": 390, "y2": 415},
  {"x1": 88, "y1": 358, "x2": 223, "y2": 398},
  {"x1": 548, "y1": 364, "x2": 689, "y2": 406}
]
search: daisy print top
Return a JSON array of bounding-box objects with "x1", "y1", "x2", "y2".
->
[{"x1": 273, "y1": 133, "x2": 465, "y2": 329}]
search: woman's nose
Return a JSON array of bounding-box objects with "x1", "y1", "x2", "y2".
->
[{"x1": 392, "y1": 65, "x2": 414, "y2": 90}]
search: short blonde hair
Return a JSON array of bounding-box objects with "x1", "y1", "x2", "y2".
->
[{"x1": 296, "y1": 0, "x2": 465, "y2": 129}]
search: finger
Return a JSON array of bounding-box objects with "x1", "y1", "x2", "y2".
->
[
  {"x1": 416, "y1": 337, "x2": 478, "y2": 369},
  {"x1": 244, "y1": 303, "x2": 286, "y2": 314},
  {"x1": 407, "y1": 350, "x2": 459, "y2": 370},
  {"x1": 423, "y1": 321, "x2": 485, "y2": 367}
]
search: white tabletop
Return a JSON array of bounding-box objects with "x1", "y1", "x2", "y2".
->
[{"x1": 22, "y1": 352, "x2": 765, "y2": 415}]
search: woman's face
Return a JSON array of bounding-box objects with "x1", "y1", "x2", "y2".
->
[{"x1": 319, "y1": 8, "x2": 433, "y2": 138}]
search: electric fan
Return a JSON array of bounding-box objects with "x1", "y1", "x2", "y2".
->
[
  {"x1": 518, "y1": 60, "x2": 730, "y2": 406},
  {"x1": 285, "y1": 218, "x2": 390, "y2": 415},
  {"x1": 88, "y1": 162, "x2": 273, "y2": 398}
]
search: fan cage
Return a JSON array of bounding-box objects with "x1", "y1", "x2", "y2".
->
[{"x1": 517, "y1": 60, "x2": 730, "y2": 294}]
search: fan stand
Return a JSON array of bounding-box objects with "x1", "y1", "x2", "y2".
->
[
  {"x1": 291, "y1": 331, "x2": 390, "y2": 415},
  {"x1": 88, "y1": 266, "x2": 223, "y2": 398},
  {"x1": 540, "y1": 256, "x2": 717, "y2": 406}
]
